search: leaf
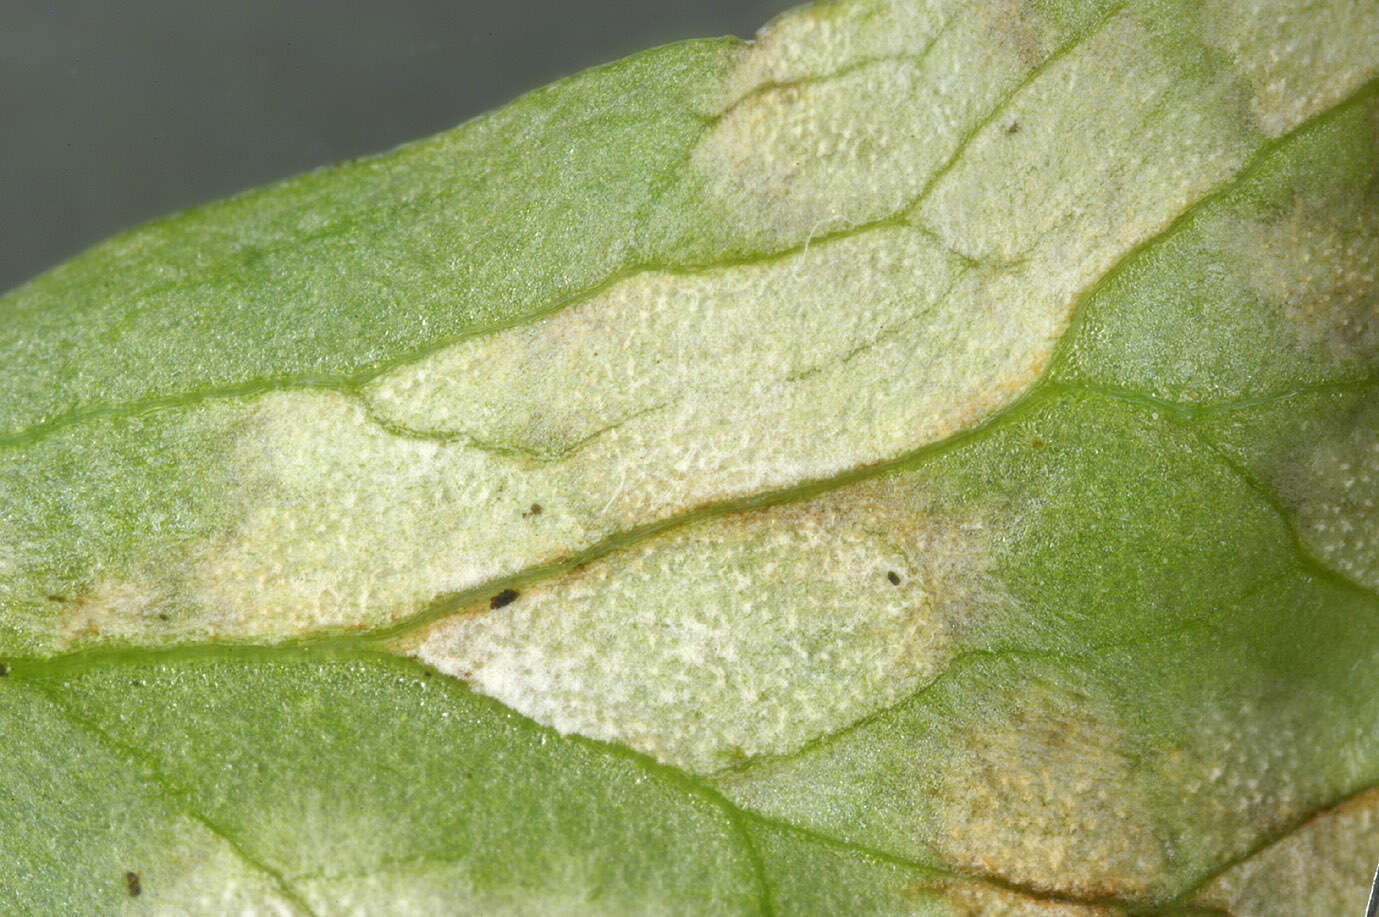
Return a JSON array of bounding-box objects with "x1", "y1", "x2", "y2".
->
[{"x1": 1, "y1": 0, "x2": 1377, "y2": 912}]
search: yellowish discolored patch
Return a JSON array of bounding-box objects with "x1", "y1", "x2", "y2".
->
[
  {"x1": 1204, "y1": 0, "x2": 1379, "y2": 137},
  {"x1": 932, "y1": 679, "x2": 1169, "y2": 900},
  {"x1": 398, "y1": 474, "x2": 1005, "y2": 774},
  {"x1": 1192, "y1": 785, "x2": 1379, "y2": 916}
]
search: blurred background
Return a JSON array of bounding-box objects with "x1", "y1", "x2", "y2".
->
[{"x1": 1, "y1": 0, "x2": 795, "y2": 293}]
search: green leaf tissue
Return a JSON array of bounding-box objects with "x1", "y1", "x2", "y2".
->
[{"x1": 3, "y1": 0, "x2": 1378, "y2": 913}]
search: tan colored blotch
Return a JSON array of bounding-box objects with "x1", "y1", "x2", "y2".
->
[
  {"x1": 55, "y1": 580, "x2": 170, "y2": 643},
  {"x1": 1204, "y1": 0, "x2": 1379, "y2": 137},
  {"x1": 932, "y1": 679, "x2": 1169, "y2": 901},
  {"x1": 932, "y1": 879, "x2": 1123, "y2": 916},
  {"x1": 397, "y1": 474, "x2": 1003, "y2": 775},
  {"x1": 1192, "y1": 785, "x2": 1379, "y2": 916}
]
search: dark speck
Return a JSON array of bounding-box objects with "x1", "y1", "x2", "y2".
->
[
  {"x1": 0, "y1": 661, "x2": 8, "y2": 677},
  {"x1": 46, "y1": 594, "x2": 68, "y2": 603},
  {"x1": 125, "y1": 871, "x2": 141, "y2": 897},
  {"x1": 887, "y1": 571, "x2": 901, "y2": 586},
  {"x1": 522, "y1": 503, "x2": 543, "y2": 518},
  {"x1": 1005, "y1": 121, "x2": 1021, "y2": 135},
  {"x1": 490, "y1": 588, "x2": 520, "y2": 610},
  {"x1": 156, "y1": 613, "x2": 169, "y2": 621}
]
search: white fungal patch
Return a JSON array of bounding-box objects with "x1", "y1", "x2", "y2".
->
[
  {"x1": 724, "y1": 0, "x2": 955, "y2": 104},
  {"x1": 1193, "y1": 786, "x2": 1379, "y2": 916},
  {"x1": 398, "y1": 475, "x2": 1000, "y2": 774},
  {"x1": 116, "y1": 817, "x2": 304, "y2": 916},
  {"x1": 185, "y1": 391, "x2": 598, "y2": 637},
  {"x1": 366, "y1": 224, "x2": 1062, "y2": 538},
  {"x1": 931, "y1": 679, "x2": 1170, "y2": 900},
  {"x1": 1204, "y1": 0, "x2": 1379, "y2": 137},
  {"x1": 680, "y1": 0, "x2": 1061, "y2": 242},
  {"x1": 1269, "y1": 402, "x2": 1379, "y2": 590},
  {"x1": 365, "y1": 227, "x2": 963, "y2": 458},
  {"x1": 916, "y1": 9, "x2": 1257, "y2": 288},
  {"x1": 10, "y1": 0, "x2": 1344, "y2": 652},
  {"x1": 294, "y1": 855, "x2": 689, "y2": 916},
  {"x1": 1234, "y1": 197, "x2": 1379, "y2": 366}
]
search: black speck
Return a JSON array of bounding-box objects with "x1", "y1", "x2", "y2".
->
[
  {"x1": 887, "y1": 571, "x2": 901, "y2": 586},
  {"x1": 1005, "y1": 121, "x2": 1021, "y2": 135},
  {"x1": 490, "y1": 588, "x2": 520, "y2": 610},
  {"x1": 46, "y1": 594, "x2": 68, "y2": 603},
  {"x1": 125, "y1": 871, "x2": 141, "y2": 897},
  {"x1": 156, "y1": 613, "x2": 169, "y2": 621},
  {"x1": 522, "y1": 503, "x2": 543, "y2": 518},
  {"x1": 130, "y1": 679, "x2": 144, "y2": 687}
]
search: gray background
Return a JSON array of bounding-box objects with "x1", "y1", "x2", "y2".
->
[{"x1": 1, "y1": 1, "x2": 794, "y2": 293}]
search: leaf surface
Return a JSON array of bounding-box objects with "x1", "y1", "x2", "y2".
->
[{"x1": 2, "y1": 0, "x2": 1378, "y2": 912}]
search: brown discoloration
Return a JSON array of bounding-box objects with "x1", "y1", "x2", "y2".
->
[
  {"x1": 125, "y1": 871, "x2": 141, "y2": 897},
  {"x1": 489, "y1": 588, "x2": 520, "y2": 610},
  {"x1": 924, "y1": 878, "x2": 1121, "y2": 916},
  {"x1": 933, "y1": 679, "x2": 1168, "y2": 900},
  {"x1": 54, "y1": 580, "x2": 170, "y2": 644}
]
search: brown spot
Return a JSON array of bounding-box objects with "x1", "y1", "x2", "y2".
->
[
  {"x1": 523, "y1": 503, "x2": 543, "y2": 518},
  {"x1": 489, "y1": 588, "x2": 520, "y2": 610},
  {"x1": 926, "y1": 877, "x2": 1118, "y2": 915},
  {"x1": 1005, "y1": 121, "x2": 1021, "y2": 135},
  {"x1": 125, "y1": 871, "x2": 141, "y2": 897},
  {"x1": 933, "y1": 678, "x2": 1168, "y2": 899},
  {"x1": 887, "y1": 570, "x2": 902, "y2": 585},
  {"x1": 46, "y1": 594, "x2": 68, "y2": 603}
]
